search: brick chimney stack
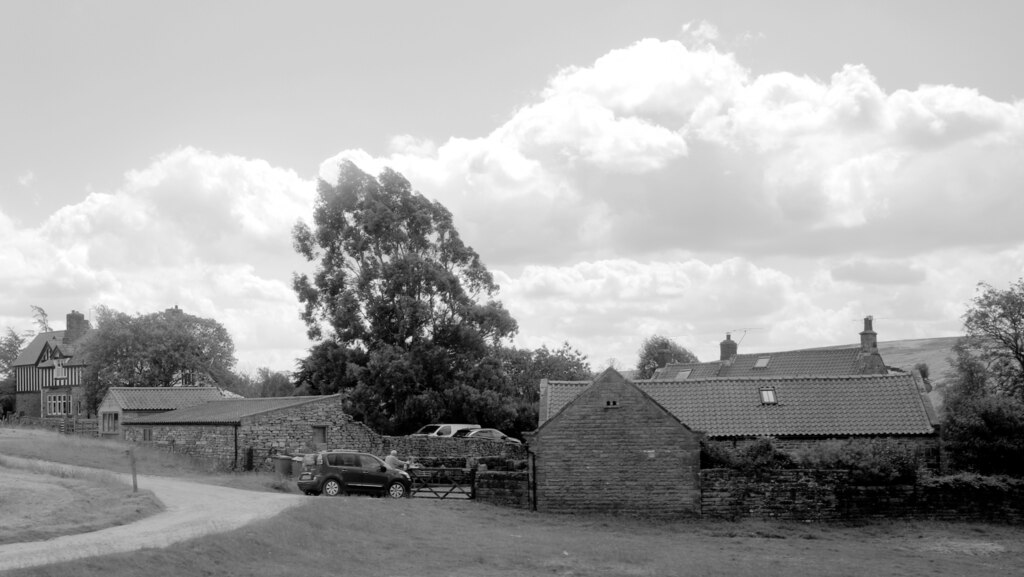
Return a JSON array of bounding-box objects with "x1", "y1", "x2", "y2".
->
[
  {"x1": 720, "y1": 333, "x2": 738, "y2": 361},
  {"x1": 860, "y1": 316, "x2": 877, "y2": 353},
  {"x1": 63, "y1": 310, "x2": 91, "y2": 344}
]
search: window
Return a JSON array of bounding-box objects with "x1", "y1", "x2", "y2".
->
[
  {"x1": 753, "y1": 356, "x2": 771, "y2": 369},
  {"x1": 759, "y1": 388, "x2": 777, "y2": 404},
  {"x1": 101, "y1": 412, "x2": 119, "y2": 433},
  {"x1": 52, "y1": 358, "x2": 66, "y2": 379},
  {"x1": 142, "y1": 428, "x2": 153, "y2": 442},
  {"x1": 605, "y1": 399, "x2": 619, "y2": 408},
  {"x1": 46, "y1": 394, "x2": 70, "y2": 416},
  {"x1": 675, "y1": 369, "x2": 692, "y2": 379},
  {"x1": 436, "y1": 425, "x2": 451, "y2": 436},
  {"x1": 312, "y1": 425, "x2": 327, "y2": 445}
]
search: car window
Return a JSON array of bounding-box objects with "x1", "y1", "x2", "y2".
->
[
  {"x1": 437, "y1": 425, "x2": 451, "y2": 436},
  {"x1": 326, "y1": 453, "x2": 343, "y2": 466},
  {"x1": 414, "y1": 425, "x2": 440, "y2": 435},
  {"x1": 358, "y1": 454, "x2": 382, "y2": 470},
  {"x1": 453, "y1": 429, "x2": 472, "y2": 438}
]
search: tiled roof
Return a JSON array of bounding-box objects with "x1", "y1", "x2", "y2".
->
[
  {"x1": 544, "y1": 374, "x2": 936, "y2": 438},
  {"x1": 13, "y1": 331, "x2": 91, "y2": 367},
  {"x1": 106, "y1": 387, "x2": 226, "y2": 411},
  {"x1": 124, "y1": 396, "x2": 333, "y2": 425},
  {"x1": 653, "y1": 348, "x2": 868, "y2": 379}
]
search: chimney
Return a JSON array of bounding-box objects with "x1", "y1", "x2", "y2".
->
[
  {"x1": 63, "y1": 310, "x2": 91, "y2": 344},
  {"x1": 860, "y1": 316, "x2": 877, "y2": 353},
  {"x1": 720, "y1": 333, "x2": 738, "y2": 361}
]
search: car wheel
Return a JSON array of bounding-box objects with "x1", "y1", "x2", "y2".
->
[
  {"x1": 322, "y1": 479, "x2": 342, "y2": 497},
  {"x1": 387, "y1": 481, "x2": 408, "y2": 499}
]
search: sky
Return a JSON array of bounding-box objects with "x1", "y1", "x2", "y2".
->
[{"x1": 2, "y1": 1, "x2": 1022, "y2": 374}]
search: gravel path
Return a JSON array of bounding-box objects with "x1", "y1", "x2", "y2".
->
[{"x1": 0, "y1": 470, "x2": 303, "y2": 572}]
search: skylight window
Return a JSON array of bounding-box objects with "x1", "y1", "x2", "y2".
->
[
  {"x1": 675, "y1": 369, "x2": 692, "y2": 380},
  {"x1": 753, "y1": 356, "x2": 771, "y2": 369},
  {"x1": 759, "y1": 388, "x2": 777, "y2": 404}
]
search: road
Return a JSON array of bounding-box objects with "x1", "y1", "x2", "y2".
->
[{"x1": 0, "y1": 470, "x2": 303, "y2": 572}]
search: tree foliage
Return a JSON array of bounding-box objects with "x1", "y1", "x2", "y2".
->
[
  {"x1": 292, "y1": 162, "x2": 518, "y2": 434},
  {"x1": 941, "y1": 340, "x2": 1024, "y2": 476},
  {"x1": 80, "y1": 306, "x2": 237, "y2": 412},
  {"x1": 0, "y1": 327, "x2": 26, "y2": 416},
  {"x1": 635, "y1": 335, "x2": 698, "y2": 379},
  {"x1": 498, "y1": 342, "x2": 592, "y2": 434},
  {"x1": 31, "y1": 305, "x2": 51, "y2": 333},
  {"x1": 228, "y1": 367, "x2": 295, "y2": 398},
  {"x1": 962, "y1": 279, "x2": 1024, "y2": 400}
]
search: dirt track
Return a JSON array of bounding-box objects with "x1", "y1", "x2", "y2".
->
[{"x1": 0, "y1": 469, "x2": 303, "y2": 572}]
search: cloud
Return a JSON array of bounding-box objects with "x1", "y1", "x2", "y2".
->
[
  {"x1": 0, "y1": 148, "x2": 316, "y2": 371},
  {"x1": 316, "y1": 34, "x2": 1024, "y2": 367}
]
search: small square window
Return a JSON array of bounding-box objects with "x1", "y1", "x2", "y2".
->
[
  {"x1": 759, "y1": 389, "x2": 777, "y2": 404},
  {"x1": 605, "y1": 399, "x2": 619, "y2": 408},
  {"x1": 754, "y1": 356, "x2": 771, "y2": 368}
]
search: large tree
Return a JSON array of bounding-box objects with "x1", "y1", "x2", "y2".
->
[
  {"x1": 962, "y1": 279, "x2": 1024, "y2": 400},
  {"x1": 292, "y1": 161, "x2": 517, "y2": 433},
  {"x1": 635, "y1": 335, "x2": 698, "y2": 379},
  {"x1": 498, "y1": 342, "x2": 592, "y2": 434},
  {"x1": 80, "y1": 306, "x2": 237, "y2": 412}
]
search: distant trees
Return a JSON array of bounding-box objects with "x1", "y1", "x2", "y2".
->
[
  {"x1": 292, "y1": 161, "x2": 518, "y2": 434},
  {"x1": 635, "y1": 335, "x2": 698, "y2": 379},
  {"x1": 229, "y1": 367, "x2": 295, "y2": 398},
  {"x1": 499, "y1": 342, "x2": 592, "y2": 434},
  {"x1": 80, "y1": 306, "x2": 237, "y2": 412}
]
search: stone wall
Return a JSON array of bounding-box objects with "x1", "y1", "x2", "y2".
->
[
  {"x1": 701, "y1": 469, "x2": 1024, "y2": 523},
  {"x1": 14, "y1": 391, "x2": 40, "y2": 419},
  {"x1": 530, "y1": 371, "x2": 701, "y2": 518},
  {"x1": 475, "y1": 471, "x2": 530, "y2": 509}
]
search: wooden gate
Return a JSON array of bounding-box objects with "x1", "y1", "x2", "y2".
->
[{"x1": 407, "y1": 467, "x2": 475, "y2": 499}]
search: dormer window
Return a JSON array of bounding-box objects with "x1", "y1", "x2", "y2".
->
[
  {"x1": 675, "y1": 369, "x2": 692, "y2": 380},
  {"x1": 753, "y1": 356, "x2": 771, "y2": 369},
  {"x1": 759, "y1": 388, "x2": 777, "y2": 404}
]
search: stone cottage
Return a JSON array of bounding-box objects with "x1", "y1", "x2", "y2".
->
[
  {"x1": 526, "y1": 369, "x2": 702, "y2": 518},
  {"x1": 122, "y1": 395, "x2": 381, "y2": 471}
]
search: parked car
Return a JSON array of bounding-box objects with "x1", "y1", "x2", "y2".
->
[
  {"x1": 297, "y1": 450, "x2": 412, "y2": 498},
  {"x1": 452, "y1": 427, "x2": 522, "y2": 445},
  {"x1": 410, "y1": 423, "x2": 480, "y2": 437}
]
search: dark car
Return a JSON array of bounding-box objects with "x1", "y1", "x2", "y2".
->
[
  {"x1": 297, "y1": 450, "x2": 412, "y2": 498},
  {"x1": 452, "y1": 427, "x2": 522, "y2": 445}
]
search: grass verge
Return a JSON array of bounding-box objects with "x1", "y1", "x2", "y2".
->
[{"x1": 5, "y1": 496, "x2": 1024, "y2": 577}]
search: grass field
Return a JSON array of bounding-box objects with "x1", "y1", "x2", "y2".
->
[{"x1": 3, "y1": 427, "x2": 1024, "y2": 577}]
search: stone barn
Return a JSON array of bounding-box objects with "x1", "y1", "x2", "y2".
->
[
  {"x1": 526, "y1": 369, "x2": 702, "y2": 518},
  {"x1": 122, "y1": 395, "x2": 381, "y2": 471},
  {"x1": 97, "y1": 387, "x2": 227, "y2": 438}
]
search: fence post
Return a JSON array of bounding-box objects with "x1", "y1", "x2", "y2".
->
[{"x1": 126, "y1": 447, "x2": 138, "y2": 493}]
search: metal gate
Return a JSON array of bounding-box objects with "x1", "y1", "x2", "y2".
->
[{"x1": 407, "y1": 467, "x2": 475, "y2": 499}]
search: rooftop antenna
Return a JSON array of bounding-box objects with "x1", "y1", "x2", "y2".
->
[{"x1": 727, "y1": 327, "x2": 763, "y2": 346}]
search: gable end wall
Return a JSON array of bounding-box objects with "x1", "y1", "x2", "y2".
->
[{"x1": 532, "y1": 375, "x2": 700, "y2": 518}]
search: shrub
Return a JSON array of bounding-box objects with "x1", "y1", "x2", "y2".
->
[
  {"x1": 701, "y1": 438, "x2": 793, "y2": 474},
  {"x1": 942, "y1": 394, "x2": 1024, "y2": 477},
  {"x1": 794, "y1": 439, "x2": 920, "y2": 483}
]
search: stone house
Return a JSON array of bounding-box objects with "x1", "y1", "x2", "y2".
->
[
  {"x1": 97, "y1": 387, "x2": 227, "y2": 437},
  {"x1": 12, "y1": 310, "x2": 91, "y2": 419},
  {"x1": 526, "y1": 369, "x2": 702, "y2": 518},
  {"x1": 122, "y1": 395, "x2": 381, "y2": 471}
]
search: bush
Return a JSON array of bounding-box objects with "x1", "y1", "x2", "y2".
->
[
  {"x1": 919, "y1": 472, "x2": 1024, "y2": 492},
  {"x1": 942, "y1": 394, "x2": 1024, "y2": 477},
  {"x1": 701, "y1": 438, "x2": 793, "y2": 474},
  {"x1": 794, "y1": 439, "x2": 920, "y2": 483}
]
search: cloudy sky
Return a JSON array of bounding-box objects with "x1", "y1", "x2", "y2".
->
[{"x1": 2, "y1": 1, "x2": 1022, "y2": 373}]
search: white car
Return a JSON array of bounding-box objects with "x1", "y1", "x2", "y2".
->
[
  {"x1": 410, "y1": 423, "x2": 480, "y2": 437},
  {"x1": 453, "y1": 428, "x2": 521, "y2": 445}
]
